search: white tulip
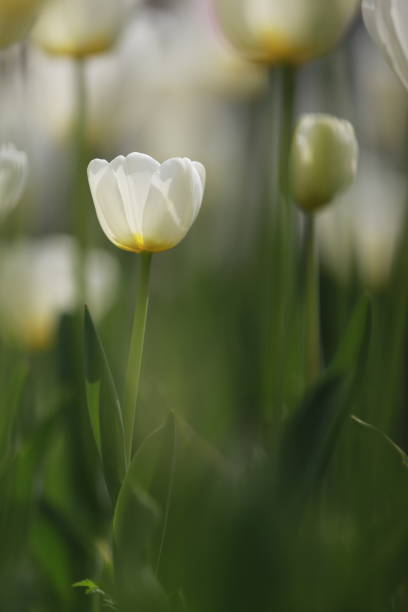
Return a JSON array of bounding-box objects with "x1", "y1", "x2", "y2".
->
[
  {"x1": 0, "y1": 0, "x2": 45, "y2": 49},
  {"x1": 0, "y1": 144, "x2": 28, "y2": 220},
  {"x1": 291, "y1": 114, "x2": 358, "y2": 212},
  {"x1": 362, "y1": 0, "x2": 408, "y2": 91},
  {"x1": 32, "y1": 0, "x2": 128, "y2": 57},
  {"x1": 317, "y1": 154, "x2": 406, "y2": 289},
  {"x1": 0, "y1": 235, "x2": 119, "y2": 349},
  {"x1": 213, "y1": 0, "x2": 359, "y2": 65},
  {"x1": 87, "y1": 153, "x2": 206, "y2": 253}
]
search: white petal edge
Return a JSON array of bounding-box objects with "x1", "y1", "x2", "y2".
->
[{"x1": 87, "y1": 158, "x2": 134, "y2": 249}]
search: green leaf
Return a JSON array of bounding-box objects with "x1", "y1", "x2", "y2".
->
[
  {"x1": 73, "y1": 579, "x2": 117, "y2": 609},
  {"x1": 278, "y1": 297, "x2": 372, "y2": 500},
  {"x1": 0, "y1": 360, "x2": 28, "y2": 464},
  {"x1": 351, "y1": 415, "x2": 408, "y2": 468},
  {"x1": 113, "y1": 412, "x2": 176, "y2": 565},
  {"x1": 112, "y1": 412, "x2": 178, "y2": 612},
  {"x1": 73, "y1": 578, "x2": 104, "y2": 596},
  {"x1": 328, "y1": 295, "x2": 372, "y2": 377},
  {"x1": 84, "y1": 306, "x2": 126, "y2": 501}
]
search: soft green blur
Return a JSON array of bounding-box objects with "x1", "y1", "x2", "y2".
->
[{"x1": 1, "y1": 1, "x2": 408, "y2": 611}]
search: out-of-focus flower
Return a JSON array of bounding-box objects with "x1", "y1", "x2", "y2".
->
[
  {"x1": 353, "y1": 31, "x2": 408, "y2": 156},
  {"x1": 31, "y1": 0, "x2": 128, "y2": 58},
  {"x1": 0, "y1": 0, "x2": 45, "y2": 49},
  {"x1": 213, "y1": 0, "x2": 359, "y2": 65},
  {"x1": 88, "y1": 153, "x2": 206, "y2": 253},
  {"x1": 0, "y1": 143, "x2": 28, "y2": 220},
  {"x1": 317, "y1": 154, "x2": 406, "y2": 289},
  {"x1": 291, "y1": 114, "x2": 358, "y2": 212},
  {"x1": 0, "y1": 235, "x2": 119, "y2": 349},
  {"x1": 362, "y1": 0, "x2": 408, "y2": 91}
]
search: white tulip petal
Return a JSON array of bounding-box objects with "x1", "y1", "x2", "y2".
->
[
  {"x1": 87, "y1": 159, "x2": 135, "y2": 250},
  {"x1": 389, "y1": 0, "x2": 408, "y2": 88},
  {"x1": 141, "y1": 184, "x2": 186, "y2": 251},
  {"x1": 111, "y1": 153, "x2": 160, "y2": 234},
  {"x1": 363, "y1": 0, "x2": 408, "y2": 91},
  {"x1": 88, "y1": 153, "x2": 206, "y2": 253},
  {"x1": 158, "y1": 158, "x2": 199, "y2": 231},
  {"x1": 362, "y1": 0, "x2": 385, "y2": 54},
  {"x1": 140, "y1": 158, "x2": 195, "y2": 250},
  {"x1": 0, "y1": 144, "x2": 28, "y2": 219},
  {"x1": 191, "y1": 161, "x2": 206, "y2": 221}
]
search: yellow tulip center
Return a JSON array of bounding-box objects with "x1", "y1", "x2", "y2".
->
[
  {"x1": 255, "y1": 28, "x2": 318, "y2": 65},
  {"x1": 113, "y1": 234, "x2": 175, "y2": 254}
]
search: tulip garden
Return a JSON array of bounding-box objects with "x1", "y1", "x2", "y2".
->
[{"x1": 1, "y1": 0, "x2": 408, "y2": 610}]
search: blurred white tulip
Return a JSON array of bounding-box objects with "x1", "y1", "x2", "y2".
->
[
  {"x1": 0, "y1": 143, "x2": 28, "y2": 220},
  {"x1": 317, "y1": 154, "x2": 406, "y2": 289},
  {"x1": 32, "y1": 0, "x2": 129, "y2": 57},
  {"x1": 0, "y1": 235, "x2": 119, "y2": 349},
  {"x1": 0, "y1": 0, "x2": 45, "y2": 49},
  {"x1": 362, "y1": 0, "x2": 408, "y2": 91},
  {"x1": 88, "y1": 153, "x2": 206, "y2": 253},
  {"x1": 353, "y1": 32, "x2": 408, "y2": 156},
  {"x1": 213, "y1": 0, "x2": 359, "y2": 65},
  {"x1": 291, "y1": 114, "x2": 358, "y2": 212}
]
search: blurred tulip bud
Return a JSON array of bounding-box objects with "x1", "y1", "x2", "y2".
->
[
  {"x1": 0, "y1": 235, "x2": 119, "y2": 350},
  {"x1": 362, "y1": 0, "x2": 408, "y2": 92},
  {"x1": 0, "y1": 0, "x2": 45, "y2": 49},
  {"x1": 32, "y1": 0, "x2": 128, "y2": 58},
  {"x1": 290, "y1": 114, "x2": 358, "y2": 212},
  {"x1": 0, "y1": 143, "x2": 28, "y2": 220},
  {"x1": 212, "y1": 0, "x2": 359, "y2": 65},
  {"x1": 88, "y1": 153, "x2": 206, "y2": 254}
]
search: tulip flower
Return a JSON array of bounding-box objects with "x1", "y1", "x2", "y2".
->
[
  {"x1": 0, "y1": 143, "x2": 28, "y2": 220},
  {"x1": 362, "y1": 0, "x2": 408, "y2": 92},
  {"x1": 87, "y1": 153, "x2": 206, "y2": 254},
  {"x1": 212, "y1": 0, "x2": 360, "y2": 65},
  {"x1": 318, "y1": 154, "x2": 406, "y2": 289},
  {"x1": 0, "y1": 0, "x2": 45, "y2": 49},
  {"x1": 291, "y1": 114, "x2": 358, "y2": 212},
  {"x1": 88, "y1": 152, "x2": 205, "y2": 463},
  {"x1": 0, "y1": 236, "x2": 118, "y2": 349},
  {"x1": 32, "y1": 0, "x2": 127, "y2": 57}
]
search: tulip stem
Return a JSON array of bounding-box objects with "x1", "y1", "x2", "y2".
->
[
  {"x1": 124, "y1": 252, "x2": 152, "y2": 467},
  {"x1": 304, "y1": 213, "x2": 321, "y2": 385},
  {"x1": 74, "y1": 57, "x2": 88, "y2": 302}
]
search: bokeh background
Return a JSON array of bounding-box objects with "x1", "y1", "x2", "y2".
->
[{"x1": 2, "y1": 0, "x2": 408, "y2": 610}]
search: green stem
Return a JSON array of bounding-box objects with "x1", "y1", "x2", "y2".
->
[
  {"x1": 73, "y1": 57, "x2": 88, "y2": 302},
  {"x1": 265, "y1": 65, "x2": 298, "y2": 416},
  {"x1": 278, "y1": 65, "x2": 296, "y2": 200},
  {"x1": 304, "y1": 213, "x2": 321, "y2": 385},
  {"x1": 124, "y1": 253, "x2": 152, "y2": 467}
]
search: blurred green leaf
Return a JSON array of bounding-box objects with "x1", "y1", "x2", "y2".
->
[
  {"x1": 351, "y1": 415, "x2": 408, "y2": 468},
  {"x1": 278, "y1": 295, "x2": 372, "y2": 499},
  {"x1": 328, "y1": 295, "x2": 372, "y2": 377},
  {"x1": 84, "y1": 306, "x2": 126, "y2": 501},
  {"x1": 73, "y1": 578, "x2": 117, "y2": 609},
  {"x1": 0, "y1": 360, "x2": 29, "y2": 465}
]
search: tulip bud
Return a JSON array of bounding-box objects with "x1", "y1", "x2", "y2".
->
[
  {"x1": 290, "y1": 114, "x2": 358, "y2": 212},
  {"x1": 32, "y1": 0, "x2": 128, "y2": 58},
  {"x1": 0, "y1": 0, "x2": 45, "y2": 49},
  {"x1": 212, "y1": 0, "x2": 359, "y2": 65},
  {"x1": 0, "y1": 143, "x2": 28, "y2": 220},
  {"x1": 87, "y1": 153, "x2": 206, "y2": 254}
]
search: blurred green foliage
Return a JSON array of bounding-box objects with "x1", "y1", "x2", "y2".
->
[{"x1": 2, "y1": 11, "x2": 408, "y2": 612}]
